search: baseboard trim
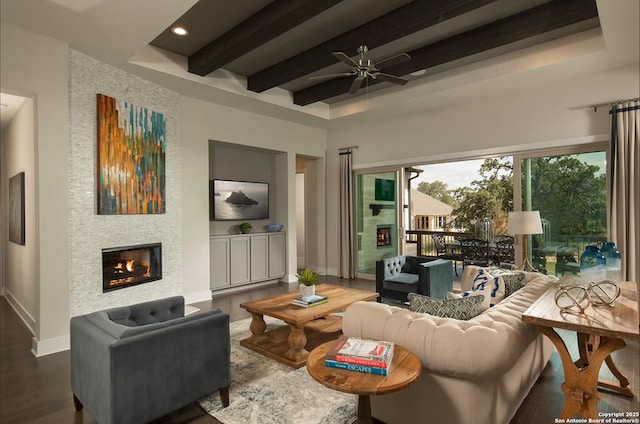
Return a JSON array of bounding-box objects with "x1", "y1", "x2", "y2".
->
[
  {"x1": 32, "y1": 334, "x2": 70, "y2": 357},
  {"x1": 2, "y1": 290, "x2": 36, "y2": 336}
]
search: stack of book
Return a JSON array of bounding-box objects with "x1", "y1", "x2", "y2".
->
[
  {"x1": 325, "y1": 335, "x2": 395, "y2": 375},
  {"x1": 291, "y1": 294, "x2": 328, "y2": 308}
]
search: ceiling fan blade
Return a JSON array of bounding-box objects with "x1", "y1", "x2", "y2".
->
[
  {"x1": 310, "y1": 72, "x2": 355, "y2": 80},
  {"x1": 375, "y1": 52, "x2": 411, "y2": 69},
  {"x1": 332, "y1": 51, "x2": 359, "y2": 68},
  {"x1": 375, "y1": 73, "x2": 409, "y2": 85},
  {"x1": 349, "y1": 76, "x2": 366, "y2": 94}
]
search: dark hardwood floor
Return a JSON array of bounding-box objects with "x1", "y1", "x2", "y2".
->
[{"x1": 1, "y1": 275, "x2": 638, "y2": 424}]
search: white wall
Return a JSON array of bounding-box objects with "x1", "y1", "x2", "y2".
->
[
  {"x1": 1, "y1": 23, "x2": 70, "y2": 356},
  {"x1": 1, "y1": 98, "x2": 37, "y2": 332},
  {"x1": 324, "y1": 63, "x2": 639, "y2": 276}
]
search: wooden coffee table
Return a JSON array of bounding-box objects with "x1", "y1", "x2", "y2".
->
[
  {"x1": 522, "y1": 280, "x2": 638, "y2": 419},
  {"x1": 239, "y1": 284, "x2": 378, "y2": 368},
  {"x1": 307, "y1": 339, "x2": 421, "y2": 424}
]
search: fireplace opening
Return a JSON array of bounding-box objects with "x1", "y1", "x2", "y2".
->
[
  {"x1": 102, "y1": 243, "x2": 162, "y2": 292},
  {"x1": 377, "y1": 227, "x2": 392, "y2": 247}
]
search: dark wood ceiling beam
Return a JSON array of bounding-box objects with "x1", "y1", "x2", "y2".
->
[
  {"x1": 248, "y1": 0, "x2": 500, "y2": 93},
  {"x1": 188, "y1": 0, "x2": 344, "y2": 76},
  {"x1": 293, "y1": 0, "x2": 598, "y2": 106}
]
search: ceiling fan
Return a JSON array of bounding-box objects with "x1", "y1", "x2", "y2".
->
[{"x1": 312, "y1": 45, "x2": 411, "y2": 94}]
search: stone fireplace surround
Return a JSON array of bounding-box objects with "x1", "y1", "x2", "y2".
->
[{"x1": 69, "y1": 51, "x2": 182, "y2": 316}]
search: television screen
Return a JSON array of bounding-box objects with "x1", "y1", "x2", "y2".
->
[
  {"x1": 375, "y1": 178, "x2": 395, "y2": 201},
  {"x1": 211, "y1": 179, "x2": 269, "y2": 221}
]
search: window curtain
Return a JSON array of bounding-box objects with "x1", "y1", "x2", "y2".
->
[
  {"x1": 609, "y1": 100, "x2": 639, "y2": 285},
  {"x1": 339, "y1": 149, "x2": 355, "y2": 279}
]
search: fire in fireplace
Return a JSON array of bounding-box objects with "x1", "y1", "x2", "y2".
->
[
  {"x1": 102, "y1": 243, "x2": 162, "y2": 292},
  {"x1": 377, "y1": 227, "x2": 392, "y2": 247}
]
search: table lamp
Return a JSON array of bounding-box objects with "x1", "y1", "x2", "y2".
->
[{"x1": 507, "y1": 211, "x2": 543, "y2": 271}]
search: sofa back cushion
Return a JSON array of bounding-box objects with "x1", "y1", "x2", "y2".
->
[
  {"x1": 106, "y1": 296, "x2": 185, "y2": 327},
  {"x1": 382, "y1": 256, "x2": 407, "y2": 279}
]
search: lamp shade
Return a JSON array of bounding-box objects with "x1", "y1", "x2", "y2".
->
[{"x1": 507, "y1": 211, "x2": 543, "y2": 235}]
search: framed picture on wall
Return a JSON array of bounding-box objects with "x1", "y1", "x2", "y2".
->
[
  {"x1": 9, "y1": 172, "x2": 25, "y2": 245},
  {"x1": 211, "y1": 179, "x2": 269, "y2": 221}
]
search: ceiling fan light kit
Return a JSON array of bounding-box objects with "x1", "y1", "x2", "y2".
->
[{"x1": 311, "y1": 45, "x2": 411, "y2": 95}]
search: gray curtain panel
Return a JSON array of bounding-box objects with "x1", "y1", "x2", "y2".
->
[
  {"x1": 339, "y1": 149, "x2": 355, "y2": 279},
  {"x1": 609, "y1": 100, "x2": 639, "y2": 285}
]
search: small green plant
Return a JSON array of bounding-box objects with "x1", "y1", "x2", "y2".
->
[
  {"x1": 296, "y1": 268, "x2": 320, "y2": 286},
  {"x1": 239, "y1": 222, "x2": 252, "y2": 230}
]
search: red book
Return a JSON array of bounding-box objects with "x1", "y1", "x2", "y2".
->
[{"x1": 325, "y1": 335, "x2": 394, "y2": 368}]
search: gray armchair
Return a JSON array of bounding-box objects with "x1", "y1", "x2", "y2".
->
[
  {"x1": 376, "y1": 255, "x2": 453, "y2": 302},
  {"x1": 70, "y1": 296, "x2": 230, "y2": 424}
]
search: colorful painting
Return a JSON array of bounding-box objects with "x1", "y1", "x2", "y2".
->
[
  {"x1": 97, "y1": 94, "x2": 166, "y2": 214},
  {"x1": 9, "y1": 172, "x2": 25, "y2": 245}
]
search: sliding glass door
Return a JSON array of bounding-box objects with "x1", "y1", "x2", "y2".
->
[
  {"x1": 514, "y1": 144, "x2": 608, "y2": 275},
  {"x1": 355, "y1": 169, "x2": 404, "y2": 277}
]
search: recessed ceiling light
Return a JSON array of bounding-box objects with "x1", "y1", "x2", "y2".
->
[
  {"x1": 171, "y1": 26, "x2": 188, "y2": 36},
  {"x1": 410, "y1": 69, "x2": 426, "y2": 77}
]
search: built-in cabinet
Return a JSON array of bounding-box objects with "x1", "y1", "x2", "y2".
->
[{"x1": 210, "y1": 232, "x2": 286, "y2": 291}]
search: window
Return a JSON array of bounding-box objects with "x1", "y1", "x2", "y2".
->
[{"x1": 515, "y1": 144, "x2": 608, "y2": 274}]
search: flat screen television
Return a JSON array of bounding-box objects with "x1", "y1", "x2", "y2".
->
[
  {"x1": 210, "y1": 179, "x2": 269, "y2": 221},
  {"x1": 375, "y1": 178, "x2": 395, "y2": 201}
]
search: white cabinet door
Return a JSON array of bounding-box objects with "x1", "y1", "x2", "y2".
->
[
  {"x1": 250, "y1": 234, "x2": 269, "y2": 281},
  {"x1": 269, "y1": 233, "x2": 286, "y2": 278},
  {"x1": 210, "y1": 237, "x2": 230, "y2": 289},
  {"x1": 230, "y1": 237, "x2": 251, "y2": 285}
]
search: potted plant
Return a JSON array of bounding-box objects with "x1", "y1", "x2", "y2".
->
[
  {"x1": 296, "y1": 268, "x2": 320, "y2": 297},
  {"x1": 238, "y1": 222, "x2": 252, "y2": 234}
]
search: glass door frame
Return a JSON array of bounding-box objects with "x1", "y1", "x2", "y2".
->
[{"x1": 353, "y1": 165, "x2": 407, "y2": 279}]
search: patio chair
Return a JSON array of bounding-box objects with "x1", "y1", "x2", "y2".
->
[
  {"x1": 460, "y1": 238, "x2": 495, "y2": 269},
  {"x1": 494, "y1": 236, "x2": 515, "y2": 269},
  {"x1": 431, "y1": 234, "x2": 463, "y2": 276}
]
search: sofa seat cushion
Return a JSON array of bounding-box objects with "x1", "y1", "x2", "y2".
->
[
  {"x1": 408, "y1": 293, "x2": 483, "y2": 320},
  {"x1": 343, "y1": 272, "x2": 558, "y2": 379},
  {"x1": 383, "y1": 273, "x2": 419, "y2": 293}
]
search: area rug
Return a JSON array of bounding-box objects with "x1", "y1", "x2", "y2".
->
[{"x1": 198, "y1": 316, "x2": 357, "y2": 424}]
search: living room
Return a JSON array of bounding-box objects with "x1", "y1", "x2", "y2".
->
[{"x1": 1, "y1": 0, "x2": 638, "y2": 423}]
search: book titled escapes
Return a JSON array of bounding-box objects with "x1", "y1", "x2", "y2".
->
[{"x1": 325, "y1": 335, "x2": 395, "y2": 375}]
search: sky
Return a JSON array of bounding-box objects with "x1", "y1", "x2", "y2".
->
[
  {"x1": 412, "y1": 152, "x2": 605, "y2": 191},
  {"x1": 413, "y1": 159, "x2": 486, "y2": 190}
]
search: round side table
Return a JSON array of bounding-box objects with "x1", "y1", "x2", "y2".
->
[{"x1": 307, "y1": 339, "x2": 421, "y2": 424}]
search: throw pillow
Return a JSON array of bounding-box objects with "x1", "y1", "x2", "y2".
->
[
  {"x1": 490, "y1": 268, "x2": 527, "y2": 297},
  {"x1": 447, "y1": 283, "x2": 493, "y2": 311},
  {"x1": 408, "y1": 293, "x2": 483, "y2": 321},
  {"x1": 471, "y1": 268, "x2": 505, "y2": 307}
]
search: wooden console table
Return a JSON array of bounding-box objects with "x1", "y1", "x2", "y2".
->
[{"x1": 522, "y1": 280, "x2": 638, "y2": 419}]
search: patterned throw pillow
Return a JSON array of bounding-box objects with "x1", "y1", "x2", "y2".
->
[
  {"x1": 471, "y1": 268, "x2": 505, "y2": 307},
  {"x1": 408, "y1": 293, "x2": 484, "y2": 321},
  {"x1": 447, "y1": 283, "x2": 493, "y2": 311},
  {"x1": 490, "y1": 268, "x2": 527, "y2": 297}
]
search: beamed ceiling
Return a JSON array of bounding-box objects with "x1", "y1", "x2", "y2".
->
[{"x1": 150, "y1": 0, "x2": 600, "y2": 106}]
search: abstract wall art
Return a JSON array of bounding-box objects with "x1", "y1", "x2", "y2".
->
[
  {"x1": 9, "y1": 172, "x2": 25, "y2": 245},
  {"x1": 97, "y1": 93, "x2": 166, "y2": 214}
]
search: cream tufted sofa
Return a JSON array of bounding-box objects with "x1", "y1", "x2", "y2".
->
[{"x1": 342, "y1": 267, "x2": 558, "y2": 424}]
